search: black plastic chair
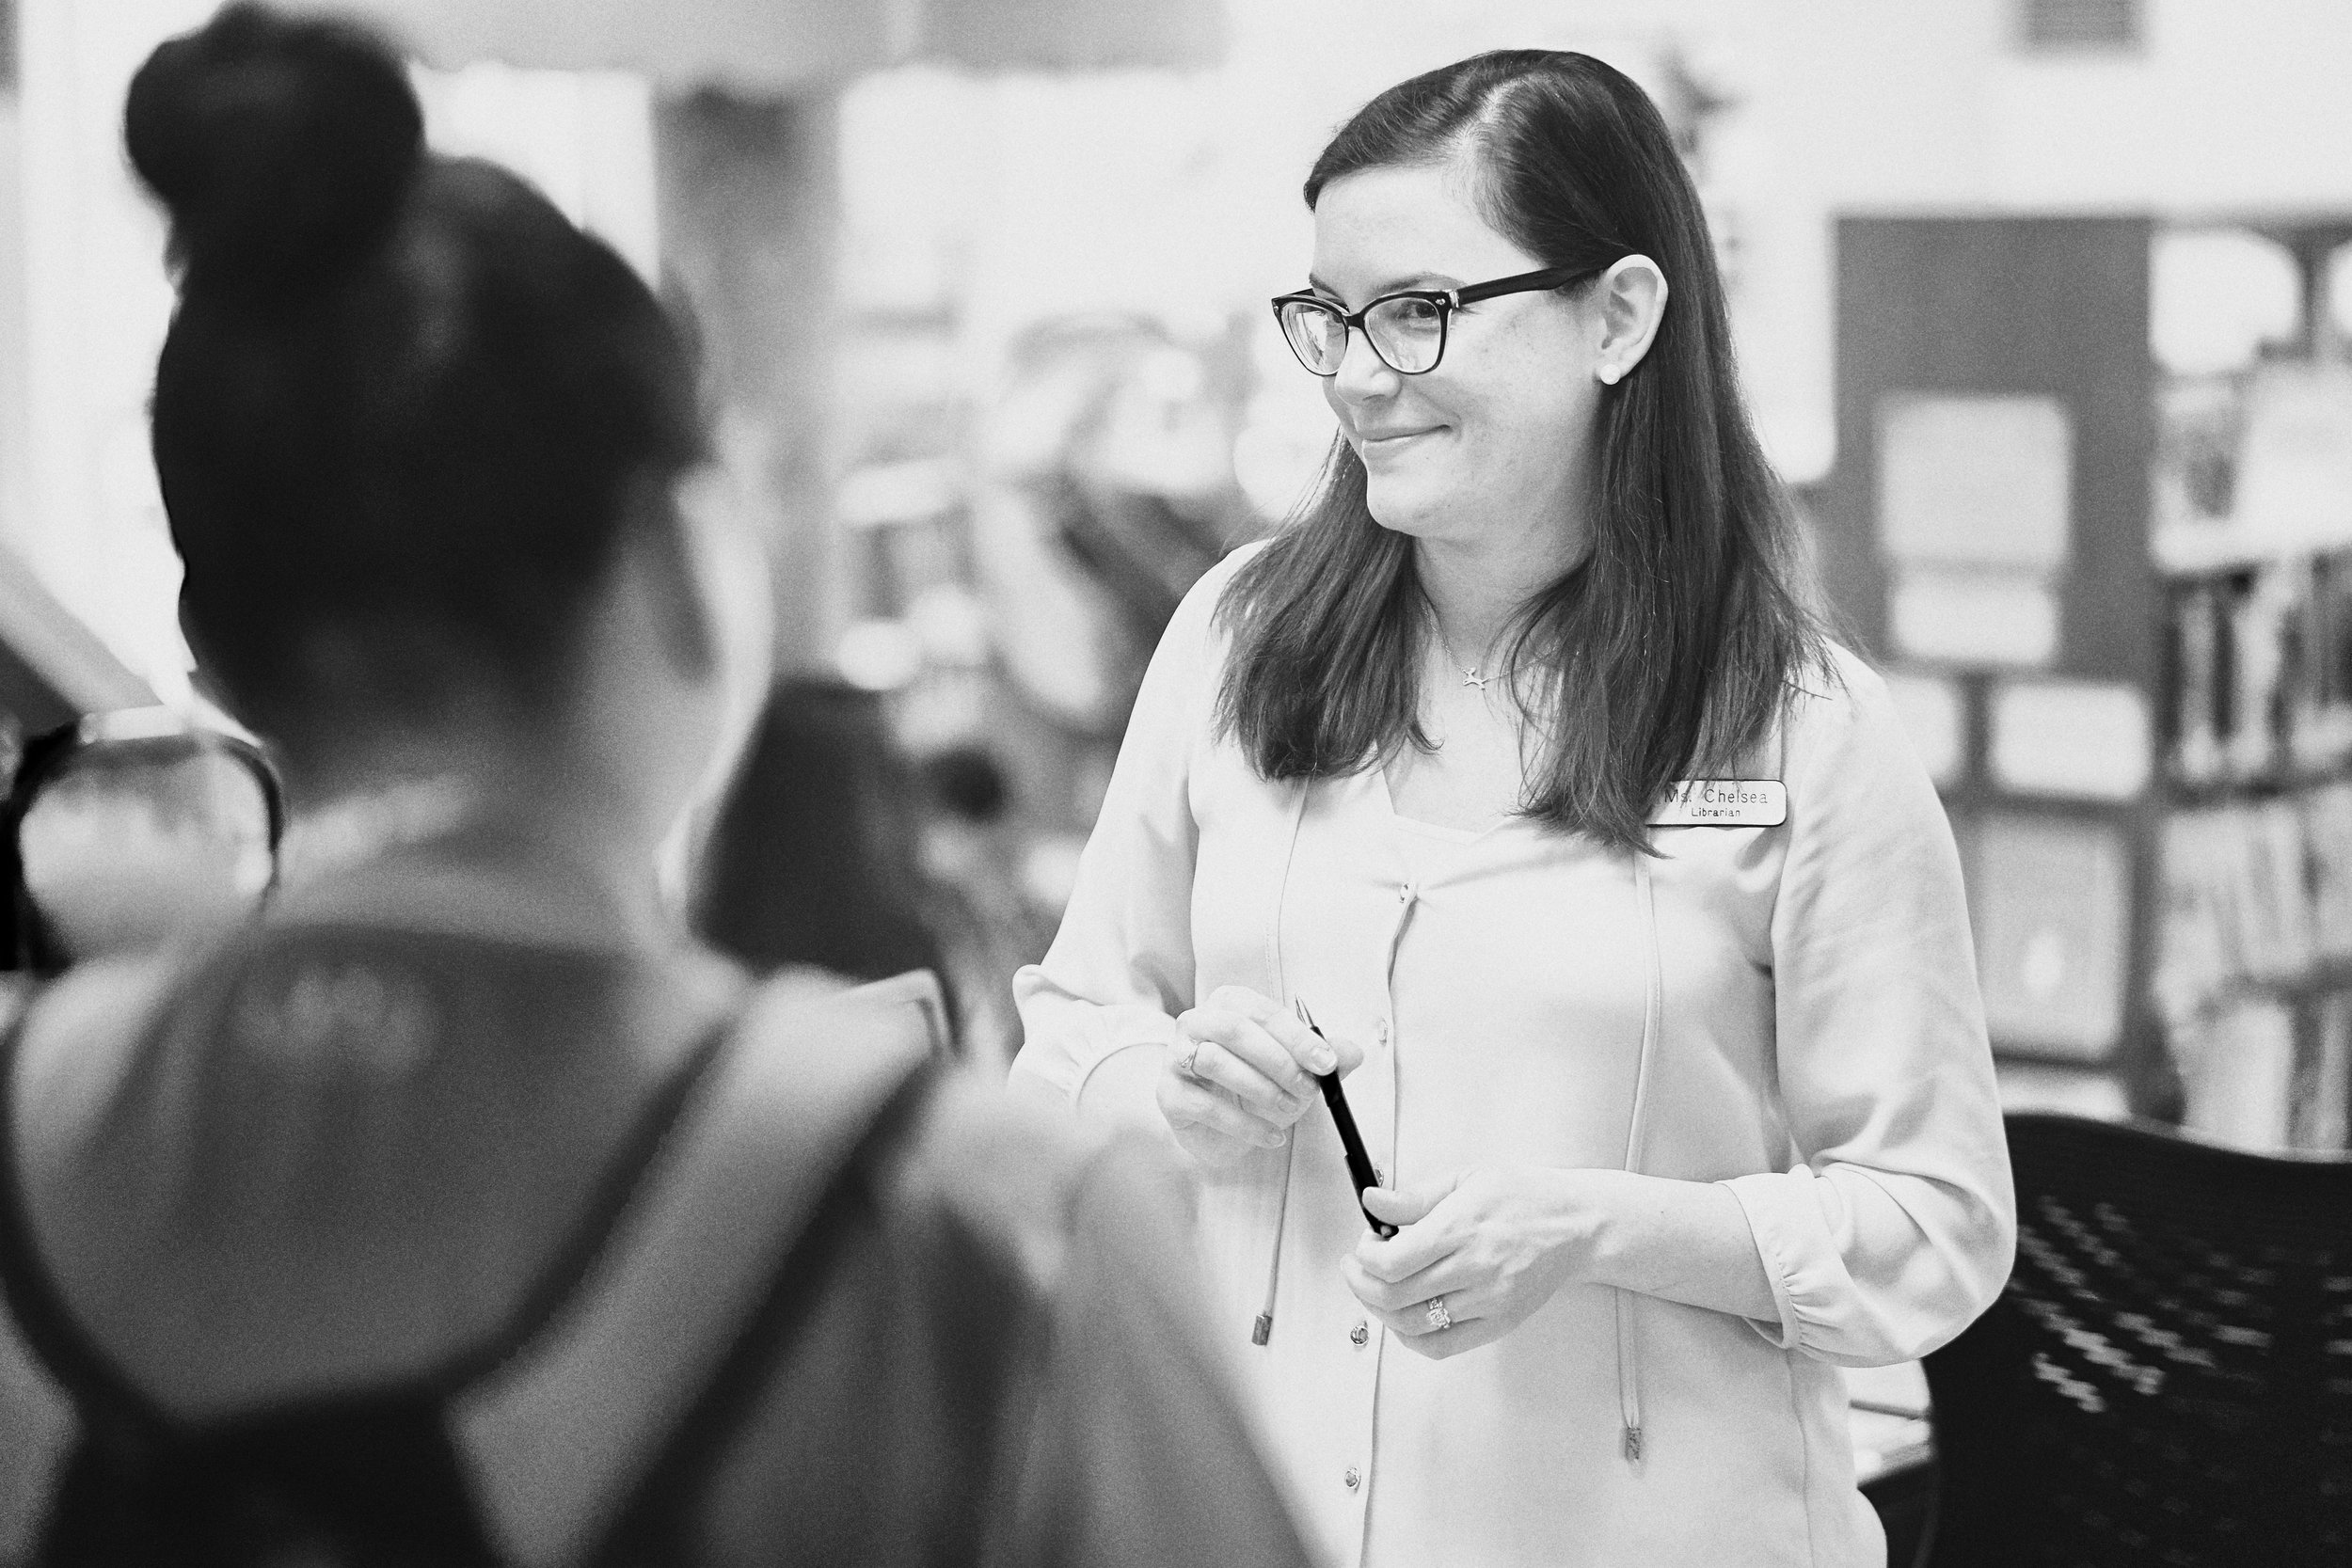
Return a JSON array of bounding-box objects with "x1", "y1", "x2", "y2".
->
[{"x1": 1920, "y1": 1111, "x2": 2352, "y2": 1566}]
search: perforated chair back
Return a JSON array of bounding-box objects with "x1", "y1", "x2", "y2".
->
[{"x1": 1921, "y1": 1112, "x2": 2352, "y2": 1567}]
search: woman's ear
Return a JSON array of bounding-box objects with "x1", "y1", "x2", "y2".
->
[{"x1": 1592, "y1": 254, "x2": 1669, "y2": 386}]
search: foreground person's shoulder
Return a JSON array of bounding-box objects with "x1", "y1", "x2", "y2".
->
[{"x1": 884, "y1": 1073, "x2": 1314, "y2": 1568}]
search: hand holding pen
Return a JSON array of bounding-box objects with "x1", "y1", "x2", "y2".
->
[
  {"x1": 1295, "y1": 1000, "x2": 1397, "y2": 1241},
  {"x1": 1160, "y1": 984, "x2": 1364, "y2": 1170}
]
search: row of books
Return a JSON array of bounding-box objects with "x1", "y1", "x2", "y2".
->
[
  {"x1": 2163, "y1": 554, "x2": 2352, "y2": 786},
  {"x1": 2154, "y1": 784, "x2": 2352, "y2": 1022}
]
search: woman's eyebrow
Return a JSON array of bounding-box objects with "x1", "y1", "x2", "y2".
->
[{"x1": 1303, "y1": 271, "x2": 1459, "y2": 300}]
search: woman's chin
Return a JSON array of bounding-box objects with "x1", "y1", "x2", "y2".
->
[{"x1": 1361, "y1": 481, "x2": 1445, "y2": 540}]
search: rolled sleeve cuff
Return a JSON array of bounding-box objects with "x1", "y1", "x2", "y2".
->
[
  {"x1": 1722, "y1": 1166, "x2": 1834, "y2": 1354},
  {"x1": 1010, "y1": 965, "x2": 1183, "y2": 1111}
]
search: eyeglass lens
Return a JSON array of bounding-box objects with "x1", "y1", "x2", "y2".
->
[{"x1": 1278, "y1": 296, "x2": 1448, "y2": 375}]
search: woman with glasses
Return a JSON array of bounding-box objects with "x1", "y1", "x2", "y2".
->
[{"x1": 1012, "y1": 51, "x2": 2014, "y2": 1568}]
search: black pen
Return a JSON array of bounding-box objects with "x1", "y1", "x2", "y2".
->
[{"x1": 1295, "y1": 999, "x2": 1397, "y2": 1240}]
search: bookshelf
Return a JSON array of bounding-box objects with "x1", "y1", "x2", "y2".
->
[{"x1": 1806, "y1": 213, "x2": 2352, "y2": 1148}]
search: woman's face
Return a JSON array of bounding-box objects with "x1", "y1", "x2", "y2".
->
[{"x1": 1308, "y1": 159, "x2": 1601, "y2": 562}]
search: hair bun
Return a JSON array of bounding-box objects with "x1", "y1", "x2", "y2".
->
[{"x1": 125, "y1": 2, "x2": 423, "y2": 299}]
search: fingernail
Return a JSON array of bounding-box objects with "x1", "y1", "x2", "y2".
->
[{"x1": 1308, "y1": 1045, "x2": 1337, "y2": 1074}]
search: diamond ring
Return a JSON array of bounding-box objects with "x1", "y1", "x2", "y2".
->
[
  {"x1": 1177, "y1": 1041, "x2": 1204, "y2": 1079},
  {"x1": 1425, "y1": 1294, "x2": 1452, "y2": 1332}
]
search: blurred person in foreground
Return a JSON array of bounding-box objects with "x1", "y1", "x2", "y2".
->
[
  {"x1": 0, "y1": 7, "x2": 1310, "y2": 1566},
  {"x1": 1011, "y1": 51, "x2": 2014, "y2": 1568}
]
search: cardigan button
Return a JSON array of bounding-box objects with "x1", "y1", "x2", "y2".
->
[
  {"x1": 1375, "y1": 1018, "x2": 1391, "y2": 1047},
  {"x1": 1343, "y1": 1466, "x2": 1362, "y2": 1492},
  {"x1": 1350, "y1": 1321, "x2": 1370, "y2": 1347}
]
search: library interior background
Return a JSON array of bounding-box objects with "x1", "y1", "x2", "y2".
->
[{"x1": 8, "y1": 0, "x2": 2352, "y2": 1560}]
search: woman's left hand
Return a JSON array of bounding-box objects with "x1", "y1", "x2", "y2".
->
[{"x1": 1343, "y1": 1168, "x2": 1598, "y2": 1360}]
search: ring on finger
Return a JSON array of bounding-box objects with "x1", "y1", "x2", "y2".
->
[
  {"x1": 1424, "y1": 1294, "x2": 1452, "y2": 1332},
  {"x1": 1177, "y1": 1041, "x2": 1205, "y2": 1080}
]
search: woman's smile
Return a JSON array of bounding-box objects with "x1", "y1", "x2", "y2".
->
[{"x1": 1357, "y1": 424, "x2": 1446, "y2": 459}]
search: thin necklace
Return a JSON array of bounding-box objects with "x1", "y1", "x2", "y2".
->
[{"x1": 1433, "y1": 619, "x2": 1502, "y2": 694}]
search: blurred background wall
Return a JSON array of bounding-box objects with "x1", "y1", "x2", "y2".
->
[{"x1": 3, "y1": 0, "x2": 2351, "y2": 1119}]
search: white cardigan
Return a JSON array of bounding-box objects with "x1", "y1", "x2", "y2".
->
[{"x1": 1011, "y1": 547, "x2": 2015, "y2": 1568}]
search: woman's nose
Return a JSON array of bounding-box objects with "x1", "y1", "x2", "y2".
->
[{"x1": 1330, "y1": 325, "x2": 1401, "y2": 404}]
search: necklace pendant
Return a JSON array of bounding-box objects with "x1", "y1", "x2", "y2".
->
[{"x1": 1461, "y1": 667, "x2": 1491, "y2": 692}]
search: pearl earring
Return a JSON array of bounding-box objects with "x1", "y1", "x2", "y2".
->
[{"x1": 1598, "y1": 366, "x2": 1619, "y2": 386}]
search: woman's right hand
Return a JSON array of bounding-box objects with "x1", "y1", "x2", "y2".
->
[{"x1": 1159, "y1": 986, "x2": 1363, "y2": 1167}]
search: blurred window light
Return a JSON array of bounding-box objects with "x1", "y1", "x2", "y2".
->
[
  {"x1": 2151, "y1": 229, "x2": 2302, "y2": 378},
  {"x1": 2016, "y1": 0, "x2": 2142, "y2": 53}
]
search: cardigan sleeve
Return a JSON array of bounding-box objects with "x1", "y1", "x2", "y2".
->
[
  {"x1": 1720, "y1": 648, "x2": 2017, "y2": 1368},
  {"x1": 1008, "y1": 547, "x2": 1258, "y2": 1123}
]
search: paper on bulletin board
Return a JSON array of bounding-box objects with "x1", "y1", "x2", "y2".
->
[
  {"x1": 1990, "y1": 679, "x2": 2152, "y2": 800},
  {"x1": 1888, "y1": 568, "x2": 2062, "y2": 668},
  {"x1": 1877, "y1": 394, "x2": 2074, "y2": 668},
  {"x1": 2231, "y1": 362, "x2": 2352, "y2": 550},
  {"x1": 1878, "y1": 394, "x2": 2074, "y2": 572},
  {"x1": 1971, "y1": 812, "x2": 2130, "y2": 1062}
]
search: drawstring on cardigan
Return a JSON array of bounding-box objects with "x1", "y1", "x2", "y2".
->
[
  {"x1": 1253, "y1": 1135, "x2": 1294, "y2": 1345},
  {"x1": 1252, "y1": 784, "x2": 1311, "y2": 1346},
  {"x1": 1616, "y1": 852, "x2": 1665, "y2": 1465}
]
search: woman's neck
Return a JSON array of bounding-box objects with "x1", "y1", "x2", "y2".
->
[{"x1": 1413, "y1": 530, "x2": 1584, "y2": 664}]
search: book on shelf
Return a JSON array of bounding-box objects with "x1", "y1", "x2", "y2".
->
[
  {"x1": 2156, "y1": 793, "x2": 2350, "y2": 1004},
  {"x1": 2156, "y1": 789, "x2": 2352, "y2": 1151},
  {"x1": 2164, "y1": 553, "x2": 2352, "y2": 787},
  {"x1": 2297, "y1": 992, "x2": 2352, "y2": 1151}
]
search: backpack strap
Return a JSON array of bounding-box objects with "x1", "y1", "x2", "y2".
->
[
  {"x1": 447, "y1": 968, "x2": 948, "y2": 1568},
  {"x1": 0, "y1": 993, "x2": 160, "y2": 1430}
]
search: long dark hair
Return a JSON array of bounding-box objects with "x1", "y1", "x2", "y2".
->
[
  {"x1": 125, "y1": 3, "x2": 706, "y2": 756},
  {"x1": 1216, "y1": 50, "x2": 1825, "y2": 851}
]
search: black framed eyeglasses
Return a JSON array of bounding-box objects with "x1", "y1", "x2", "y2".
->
[{"x1": 1269, "y1": 264, "x2": 1597, "y2": 377}]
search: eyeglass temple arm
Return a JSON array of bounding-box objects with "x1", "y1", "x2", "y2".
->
[{"x1": 1448, "y1": 264, "x2": 1596, "y2": 308}]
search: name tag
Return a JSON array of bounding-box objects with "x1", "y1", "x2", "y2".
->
[{"x1": 1648, "y1": 780, "x2": 1787, "y2": 828}]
